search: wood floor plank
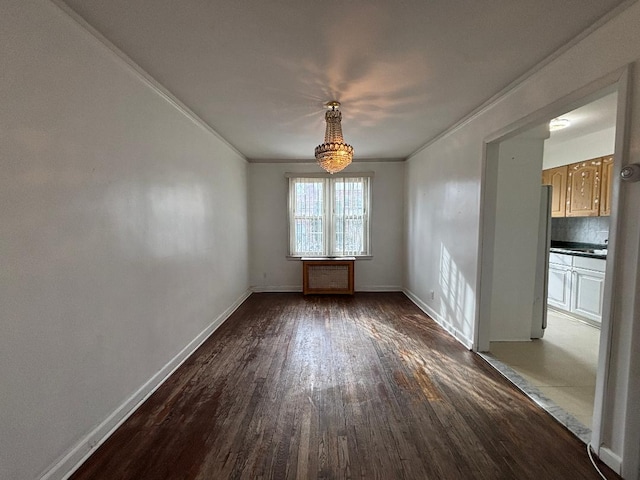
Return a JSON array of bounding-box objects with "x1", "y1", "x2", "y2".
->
[{"x1": 71, "y1": 293, "x2": 619, "y2": 480}]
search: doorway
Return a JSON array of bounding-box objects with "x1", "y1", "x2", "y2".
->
[{"x1": 476, "y1": 82, "x2": 624, "y2": 445}]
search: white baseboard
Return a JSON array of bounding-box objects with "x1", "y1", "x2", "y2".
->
[
  {"x1": 41, "y1": 289, "x2": 252, "y2": 480},
  {"x1": 356, "y1": 285, "x2": 403, "y2": 292},
  {"x1": 597, "y1": 446, "x2": 622, "y2": 475},
  {"x1": 403, "y1": 289, "x2": 474, "y2": 350},
  {"x1": 491, "y1": 337, "x2": 534, "y2": 342},
  {"x1": 250, "y1": 285, "x2": 403, "y2": 293},
  {"x1": 251, "y1": 285, "x2": 302, "y2": 292}
]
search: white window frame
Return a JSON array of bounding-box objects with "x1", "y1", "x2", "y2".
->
[{"x1": 287, "y1": 172, "x2": 373, "y2": 258}]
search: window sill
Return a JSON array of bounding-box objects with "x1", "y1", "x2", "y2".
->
[{"x1": 286, "y1": 255, "x2": 373, "y2": 260}]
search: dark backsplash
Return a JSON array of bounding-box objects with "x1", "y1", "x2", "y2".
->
[{"x1": 551, "y1": 216, "x2": 609, "y2": 245}]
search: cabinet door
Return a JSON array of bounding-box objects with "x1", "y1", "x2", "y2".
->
[
  {"x1": 571, "y1": 267, "x2": 605, "y2": 323},
  {"x1": 542, "y1": 165, "x2": 568, "y2": 217},
  {"x1": 566, "y1": 159, "x2": 602, "y2": 217},
  {"x1": 599, "y1": 155, "x2": 614, "y2": 216},
  {"x1": 548, "y1": 263, "x2": 572, "y2": 311}
]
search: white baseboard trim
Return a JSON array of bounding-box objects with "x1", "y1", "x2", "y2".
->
[
  {"x1": 41, "y1": 289, "x2": 252, "y2": 480},
  {"x1": 250, "y1": 285, "x2": 403, "y2": 293},
  {"x1": 251, "y1": 285, "x2": 302, "y2": 293},
  {"x1": 356, "y1": 285, "x2": 404, "y2": 292},
  {"x1": 403, "y1": 289, "x2": 474, "y2": 350},
  {"x1": 597, "y1": 446, "x2": 622, "y2": 475},
  {"x1": 491, "y1": 337, "x2": 535, "y2": 342}
]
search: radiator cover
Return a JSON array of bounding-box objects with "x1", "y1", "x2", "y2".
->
[{"x1": 302, "y1": 258, "x2": 355, "y2": 295}]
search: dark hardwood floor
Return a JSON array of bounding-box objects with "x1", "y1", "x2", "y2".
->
[{"x1": 71, "y1": 293, "x2": 618, "y2": 479}]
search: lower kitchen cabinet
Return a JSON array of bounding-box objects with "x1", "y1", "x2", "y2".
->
[
  {"x1": 547, "y1": 253, "x2": 606, "y2": 324},
  {"x1": 572, "y1": 267, "x2": 606, "y2": 322},
  {"x1": 548, "y1": 262, "x2": 572, "y2": 311}
]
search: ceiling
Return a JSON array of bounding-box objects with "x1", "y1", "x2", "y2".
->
[
  {"x1": 60, "y1": 0, "x2": 626, "y2": 162},
  {"x1": 547, "y1": 91, "x2": 617, "y2": 145}
]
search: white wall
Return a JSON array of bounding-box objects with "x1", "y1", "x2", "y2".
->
[
  {"x1": 405, "y1": 3, "x2": 640, "y2": 478},
  {"x1": 488, "y1": 135, "x2": 546, "y2": 341},
  {"x1": 0, "y1": 1, "x2": 249, "y2": 479},
  {"x1": 543, "y1": 126, "x2": 616, "y2": 168},
  {"x1": 248, "y1": 162, "x2": 404, "y2": 292},
  {"x1": 403, "y1": 131, "x2": 480, "y2": 347}
]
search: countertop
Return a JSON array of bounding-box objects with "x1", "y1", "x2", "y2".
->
[{"x1": 550, "y1": 241, "x2": 607, "y2": 260}]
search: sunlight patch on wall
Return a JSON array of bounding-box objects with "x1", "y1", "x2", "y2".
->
[{"x1": 439, "y1": 244, "x2": 474, "y2": 333}]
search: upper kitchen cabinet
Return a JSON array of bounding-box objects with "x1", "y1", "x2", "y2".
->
[
  {"x1": 599, "y1": 155, "x2": 614, "y2": 216},
  {"x1": 542, "y1": 165, "x2": 568, "y2": 217},
  {"x1": 566, "y1": 158, "x2": 602, "y2": 217}
]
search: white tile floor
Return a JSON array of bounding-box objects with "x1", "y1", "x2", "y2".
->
[{"x1": 489, "y1": 309, "x2": 600, "y2": 429}]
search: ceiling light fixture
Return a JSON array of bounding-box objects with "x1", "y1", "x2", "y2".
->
[
  {"x1": 549, "y1": 117, "x2": 571, "y2": 131},
  {"x1": 315, "y1": 101, "x2": 354, "y2": 174}
]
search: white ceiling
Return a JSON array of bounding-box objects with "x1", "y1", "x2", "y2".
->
[
  {"x1": 547, "y1": 91, "x2": 618, "y2": 145},
  {"x1": 60, "y1": 0, "x2": 625, "y2": 161}
]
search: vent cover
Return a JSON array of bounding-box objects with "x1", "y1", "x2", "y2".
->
[{"x1": 302, "y1": 259, "x2": 354, "y2": 295}]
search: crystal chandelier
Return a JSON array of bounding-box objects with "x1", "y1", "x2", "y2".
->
[{"x1": 315, "y1": 101, "x2": 354, "y2": 174}]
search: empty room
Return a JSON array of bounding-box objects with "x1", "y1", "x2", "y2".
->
[{"x1": 2, "y1": 1, "x2": 640, "y2": 479}]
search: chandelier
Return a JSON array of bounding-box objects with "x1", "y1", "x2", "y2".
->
[{"x1": 315, "y1": 101, "x2": 354, "y2": 174}]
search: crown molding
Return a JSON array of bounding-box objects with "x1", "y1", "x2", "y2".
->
[
  {"x1": 48, "y1": 0, "x2": 247, "y2": 162},
  {"x1": 408, "y1": 0, "x2": 637, "y2": 159}
]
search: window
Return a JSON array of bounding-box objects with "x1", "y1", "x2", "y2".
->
[{"x1": 288, "y1": 174, "x2": 371, "y2": 257}]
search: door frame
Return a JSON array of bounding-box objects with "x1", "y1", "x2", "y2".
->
[{"x1": 475, "y1": 65, "x2": 631, "y2": 453}]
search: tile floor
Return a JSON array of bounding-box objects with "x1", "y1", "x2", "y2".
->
[{"x1": 484, "y1": 309, "x2": 600, "y2": 441}]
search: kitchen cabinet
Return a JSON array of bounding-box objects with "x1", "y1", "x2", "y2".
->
[
  {"x1": 542, "y1": 154, "x2": 613, "y2": 217},
  {"x1": 542, "y1": 165, "x2": 568, "y2": 217},
  {"x1": 572, "y1": 268, "x2": 606, "y2": 322},
  {"x1": 566, "y1": 158, "x2": 602, "y2": 217},
  {"x1": 548, "y1": 253, "x2": 572, "y2": 311},
  {"x1": 547, "y1": 253, "x2": 605, "y2": 324},
  {"x1": 599, "y1": 155, "x2": 614, "y2": 216},
  {"x1": 548, "y1": 263, "x2": 572, "y2": 310}
]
